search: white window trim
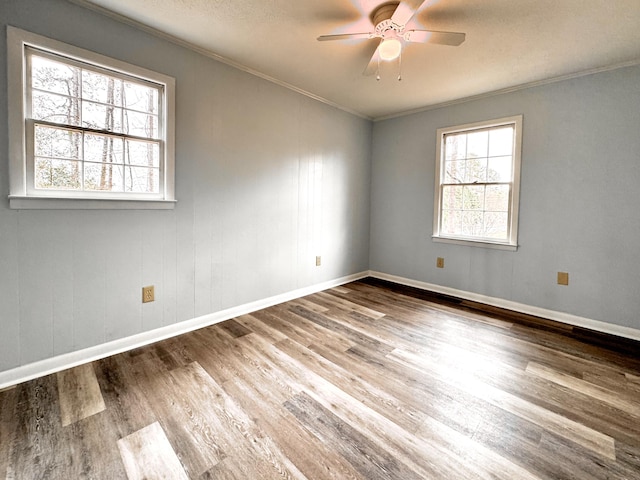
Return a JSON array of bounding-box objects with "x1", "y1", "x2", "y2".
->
[
  {"x1": 432, "y1": 115, "x2": 523, "y2": 251},
  {"x1": 7, "y1": 26, "x2": 176, "y2": 210}
]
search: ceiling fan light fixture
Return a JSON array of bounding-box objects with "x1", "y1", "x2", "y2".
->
[{"x1": 378, "y1": 38, "x2": 402, "y2": 61}]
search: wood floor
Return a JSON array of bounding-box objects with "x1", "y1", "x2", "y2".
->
[{"x1": 2, "y1": 278, "x2": 640, "y2": 479}]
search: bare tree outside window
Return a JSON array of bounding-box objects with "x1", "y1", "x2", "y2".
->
[{"x1": 29, "y1": 48, "x2": 161, "y2": 195}]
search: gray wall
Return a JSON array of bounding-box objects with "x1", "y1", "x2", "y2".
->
[
  {"x1": 0, "y1": 0, "x2": 372, "y2": 372},
  {"x1": 370, "y1": 65, "x2": 640, "y2": 329}
]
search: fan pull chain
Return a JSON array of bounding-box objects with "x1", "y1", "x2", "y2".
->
[
  {"x1": 376, "y1": 55, "x2": 381, "y2": 81},
  {"x1": 398, "y1": 50, "x2": 402, "y2": 81}
]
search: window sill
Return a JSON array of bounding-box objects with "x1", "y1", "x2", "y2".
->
[
  {"x1": 432, "y1": 235, "x2": 518, "y2": 251},
  {"x1": 9, "y1": 195, "x2": 177, "y2": 210}
]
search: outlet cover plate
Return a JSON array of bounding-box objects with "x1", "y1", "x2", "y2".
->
[{"x1": 142, "y1": 285, "x2": 155, "y2": 303}]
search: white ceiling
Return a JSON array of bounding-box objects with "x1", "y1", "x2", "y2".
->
[{"x1": 78, "y1": 0, "x2": 640, "y2": 119}]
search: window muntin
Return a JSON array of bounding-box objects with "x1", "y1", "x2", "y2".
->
[
  {"x1": 433, "y1": 116, "x2": 522, "y2": 249},
  {"x1": 7, "y1": 26, "x2": 175, "y2": 209},
  {"x1": 26, "y1": 48, "x2": 163, "y2": 197}
]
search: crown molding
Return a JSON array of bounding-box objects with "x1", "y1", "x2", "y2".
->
[
  {"x1": 63, "y1": 2, "x2": 640, "y2": 123},
  {"x1": 66, "y1": 0, "x2": 372, "y2": 120},
  {"x1": 374, "y1": 58, "x2": 640, "y2": 121}
]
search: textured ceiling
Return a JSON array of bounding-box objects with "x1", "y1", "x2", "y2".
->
[{"x1": 78, "y1": 0, "x2": 640, "y2": 119}]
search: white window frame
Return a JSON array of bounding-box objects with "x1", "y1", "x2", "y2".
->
[
  {"x1": 432, "y1": 115, "x2": 523, "y2": 250},
  {"x1": 7, "y1": 26, "x2": 176, "y2": 209}
]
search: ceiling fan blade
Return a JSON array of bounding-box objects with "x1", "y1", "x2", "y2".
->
[
  {"x1": 391, "y1": 0, "x2": 428, "y2": 27},
  {"x1": 317, "y1": 32, "x2": 373, "y2": 41},
  {"x1": 404, "y1": 30, "x2": 466, "y2": 46},
  {"x1": 363, "y1": 43, "x2": 381, "y2": 76}
]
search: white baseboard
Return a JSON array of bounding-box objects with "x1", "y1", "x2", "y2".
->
[
  {"x1": 4, "y1": 270, "x2": 637, "y2": 390},
  {"x1": 368, "y1": 271, "x2": 640, "y2": 342},
  {"x1": 0, "y1": 271, "x2": 369, "y2": 390}
]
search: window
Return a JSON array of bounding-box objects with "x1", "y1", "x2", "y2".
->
[
  {"x1": 433, "y1": 115, "x2": 522, "y2": 250},
  {"x1": 7, "y1": 27, "x2": 175, "y2": 209}
]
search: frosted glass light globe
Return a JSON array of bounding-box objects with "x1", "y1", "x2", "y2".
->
[{"x1": 379, "y1": 38, "x2": 402, "y2": 61}]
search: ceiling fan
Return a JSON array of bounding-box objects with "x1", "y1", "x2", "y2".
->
[{"x1": 317, "y1": 0, "x2": 465, "y2": 76}]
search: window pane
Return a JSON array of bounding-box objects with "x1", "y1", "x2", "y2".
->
[
  {"x1": 124, "y1": 111, "x2": 159, "y2": 139},
  {"x1": 35, "y1": 158, "x2": 80, "y2": 190},
  {"x1": 464, "y1": 157, "x2": 487, "y2": 183},
  {"x1": 442, "y1": 185, "x2": 463, "y2": 210},
  {"x1": 441, "y1": 210, "x2": 463, "y2": 235},
  {"x1": 125, "y1": 140, "x2": 160, "y2": 167},
  {"x1": 485, "y1": 185, "x2": 510, "y2": 212},
  {"x1": 84, "y1": 162, "x2": 124, "y2": 192},
  {"x1": 35, "y1": 125, "x2": 81, "y2": 159},
  {"x1": 462, "y1": 211, "x2": 483, "y2": 236},
  {"x1": 125, "y1": 166, "x2": 159, "y2": 193},
  {"x1": 488, "y1": 127, "x2": 514, "y2": 157},
  {"x1": 32, "y1": 91, "x2": 81, "y2": 125},
  {"x1": 466, "y1": 130, "x2": 488, "y2": 158},
  {"x1": 31, "y1": 55, "x2": 80, "y2": 97},
  {"x1": 82, "y1": 101, "x2": 123, "y2": 132},
  {"x1": 82, "y1": 70, "x2": 122, "y2": 106},
  {"x1": 124, "y1": 82, "x2": 158, "y2": 114},
  {"x1": 484, "y1": 212, "x2": 508, "y2": 239},
  {"x1": 444, "y1": 160, "x2": 465, "y2": 183},
  {"x1": 487, "y1": 156, "x2": 512, "y2": 182},
  {"x1": 84, "y1": 134, "x2": 124, "y2": 164},
  {"x1": 444, "y1": 134, "x2": 466, "y2": 161},
  {"x1": 462, "y1": 185, "x2": 484, "y2": 210}
]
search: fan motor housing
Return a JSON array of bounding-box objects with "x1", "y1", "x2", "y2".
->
[{"x1": 372, "y1": 2, "x2": 402, "y2": 36}]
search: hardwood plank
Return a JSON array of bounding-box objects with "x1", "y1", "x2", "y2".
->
[
  {"x1": 128, "y1": 355, "x2": 224, "y2": 477},
  {"x1": 582, "y1": 371, "x2": 640, "y2": 399},
  {"x1": 293, "y1": 366, "x2": 540, "y2": 480},
  {"x1": 287, "y1": 304, "x2": 394, "y2": 353},
  {"x1": 56, "y1": 363, "x2": 106, "y2": 427},
  {"x1": 6, "y1": 376, "x2": 66, "y2": 478},
  {"x1": 232, "y1": 313, "x2": 289, "y2": 343},
  {"x1": 414, "y1": 414, "x2": 544, "y2": 480},
  {"x1": 331, "y1": 282, "x2": 514, "y2": 331},
  {"x1": 526, "y1": 362, "x2": 640, "y2": 418},
  {"x1": 150, "y1": 336, "x2": 196, "y2": 370},
  {"x1": 535, "y1": 431, "x2": 639, "y2": 480},
  {"x1": 626, "y1": 372, "x2": 640, "y2": 383},
  {"x1": 229, "y1": 332, "x2": 441, "y2": 479},
  {"x1": 218, "y1": 318, "x2": 252, "y2": 338},
  {"x1": 93, "y1": 355, "x2": 158, "y2": 439},
  {"x1": 61, "y1": 410, "x2": 128, "y2": 479},
  {"x1": 308, "y1": 336, "x2": 551, "y2": 456},
  {"x1": 169, "y1": 361, "x2": 307, "y2": 479},
  {"x1": 262, "y1": 303, "x2": 356, "y2": 352},
  {"x1": 284, "y1": 391, "x2": 422, "y2": 480},
  {"x1": 186, "y1": 326, "x2": 248, "y2": 384},
  {"x1": 329, "y1": 285, "x2": 352, "y2": 294},
  {"x1": 0, "y1": 387, "x2": 17, "y2": 479},
  {"x1": 219, "y1": 378, "x2": 363, "y2": 480},
  {"x1": 117, "y1": 421, "x2": 189, "y2": 480},
  {"x1": 388, "y1": 347, "x2": 617, "y2": 460},
  {"x1": 289, "y1": 296, "x2": 330, "y2": 313},
  {"x1": 211, "y1": 336, "x2": 365, "y2": 479},
  {"x1": 277, "y1": 338, "x2": 431, "y2": 435},
  {"x1": 311, "y1": 290, "x2": 386, "y2": 318}
]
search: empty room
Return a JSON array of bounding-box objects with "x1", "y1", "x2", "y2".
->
[{"x1": 1, "y1": 0, "x2": 640, "y2": 478}]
